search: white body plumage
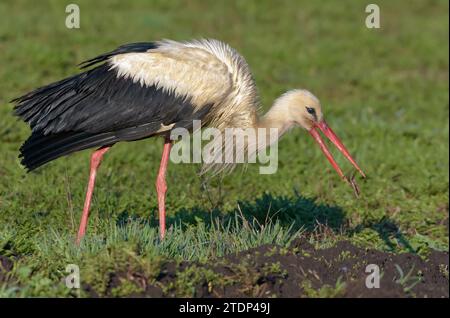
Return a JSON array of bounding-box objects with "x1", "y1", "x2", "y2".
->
[{"x1": 110, "y1": 39, "x2": 259, "y2": 134}]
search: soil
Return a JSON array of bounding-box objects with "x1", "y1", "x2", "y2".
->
[{"x1": 87, "y1": 239, "x2": 449, "y2": 298}]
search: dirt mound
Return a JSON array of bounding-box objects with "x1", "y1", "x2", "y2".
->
[{"x1": 89, "y1": 239, "x2": 449, "y2": 298}]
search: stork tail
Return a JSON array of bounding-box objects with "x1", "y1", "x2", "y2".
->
[{"x1": 19, "y1": 131, "x2": 117, "y2": 171}]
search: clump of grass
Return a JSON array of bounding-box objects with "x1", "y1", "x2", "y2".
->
[
  {"x1": 164, "y1": 265, "x2": 222, "y2": 297},
  {"x1": 301, "y1": 278, "x2": 346, "y2": 298},
  {"x1": 261, "y1": 261, "x2": 288, "y2": 278},
  {"x1": 394, "y1": 264, "x2": 423, "y2": 294},
  {"x1": 35, "y1": 211, "x2": 302, "y2": 262},
  {"x1": 439, "y1": 264, "x2": 449, "y2": 279}
]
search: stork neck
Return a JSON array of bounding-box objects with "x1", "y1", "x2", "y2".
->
[{"x1": 258, "y1": 105, "x2": 294, "y2": 138}]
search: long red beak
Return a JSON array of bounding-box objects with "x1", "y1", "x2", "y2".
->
[{"x1": 309, "y1": 120, "x2": 365, "y2": 182}]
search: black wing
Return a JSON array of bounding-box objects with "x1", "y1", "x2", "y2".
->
[{"x1": 12, "y1": 43, "x2": 212, "y2": 171}]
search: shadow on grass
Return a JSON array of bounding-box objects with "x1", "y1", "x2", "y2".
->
[
  {"x1": 116, "y1": 192, "x2": 417, "y2": 253},
  {"x1": 117, "y1": 192, "x2": 347, "y2": 234},
  {"x1": 351, "y1": 217, "x2": 416, "y2": 253}
]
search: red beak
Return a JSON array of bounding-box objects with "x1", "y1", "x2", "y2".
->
[{"x1": 309, "y1": 120, "x2": 365, "y2": 182}]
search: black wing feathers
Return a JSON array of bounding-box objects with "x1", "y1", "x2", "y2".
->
[
  {"x1": 12, "y1": 42, "x2": 212, "y2": 171},
  {"x1": 78, "y1": 42, "x2": 158, "y2": 69}
]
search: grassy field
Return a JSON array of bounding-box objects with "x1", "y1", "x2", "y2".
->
[{"x1": 0, "y1": 0, "x2": 448, "y2": 297}]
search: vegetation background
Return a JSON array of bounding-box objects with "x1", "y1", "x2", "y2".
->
[{"x1": 0, "y1": 0, "x2": 448, "y2": 297}]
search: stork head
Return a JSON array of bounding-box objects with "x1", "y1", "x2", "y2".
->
[{"x1": 278, "y1": 89, "x2": 365, "y2": 181}]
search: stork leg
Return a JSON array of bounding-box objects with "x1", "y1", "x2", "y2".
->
[
  {"x1": 76, "y1": 146, "x2": 111, "y2": 244},
  {"x1": 156, "y1": 138, "x2": 172, "y2": 240}
]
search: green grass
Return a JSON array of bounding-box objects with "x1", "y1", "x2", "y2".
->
[{"x1": 0, "y1": 0, "x2": 448, "y2": 297}]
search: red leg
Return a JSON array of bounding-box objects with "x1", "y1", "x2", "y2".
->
[
  {"x1": 76, "y1": 146, "x2": 110, "y2": 244},
  {"x1": 156, "y1": 138, "x2": 172, "y2": 240}
]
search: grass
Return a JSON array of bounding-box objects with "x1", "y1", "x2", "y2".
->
[{"x1": 0, "y1": 0, "x2": 448, "y2": 297}]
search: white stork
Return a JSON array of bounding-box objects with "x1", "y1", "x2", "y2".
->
[{"x1": 12, "y1": 39, "x2": 365, "y2": 244}]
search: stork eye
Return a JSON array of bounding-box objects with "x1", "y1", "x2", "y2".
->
[{"x1": 306, "y1": 107, "x2": 316, "y2": 115}]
